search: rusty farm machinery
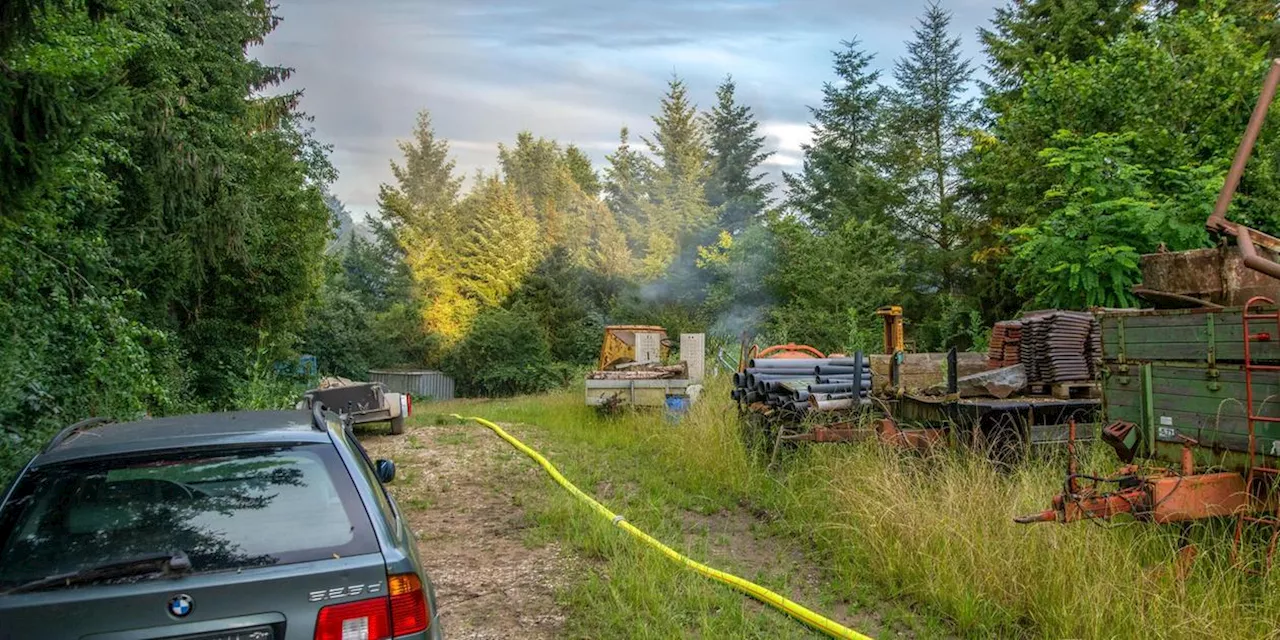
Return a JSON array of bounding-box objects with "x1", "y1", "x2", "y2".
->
[
  {"x1": 734, "y1": 59, "x2": 1280, "y2": 570},
  {"x1": 1011, "y1": 59, "x2": 1280, "y2": 572}
]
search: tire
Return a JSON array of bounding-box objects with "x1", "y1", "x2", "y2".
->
[{"x1": 390, "y1": 415, "x2": 406, "y2": 435}]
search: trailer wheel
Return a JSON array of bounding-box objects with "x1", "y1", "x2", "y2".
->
[{"x1": 390, "y1": 415, "x2": 406, "y2": 435}]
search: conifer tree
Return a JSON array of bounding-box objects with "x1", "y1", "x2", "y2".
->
[
  {"x1": 603, "y1": 127, "x2": 654, "y2": 250},
  {"x1": 645, "y1": 76, "x2": 713, "y2": 235},
  {"x1": 704, "y1": 75, "x2": 773, "y2": 234},
  {"x1": 564, "y1": 145, "x2": 602, "y2": 198},
  {"x1": 453, "y1": 176, "x2": 541, "y2": 309},
  {"x1": 886, "y1": 2, "x2": 976, "y2": 294},
  {"x1": 499, "y1": 132, "x2": 567, "y2": 244},
  {"x1": 591, "y1": 207, "x2": 635, "y2": 279},
  {"x1": 784, "y1": 39, "x2": 890, "y2": 231},
  {"x1": 642, "y1": 76, "x2": 713, "y2": 275},
  {"x1": 980, "y1": 0, "x2": 1142, "y2": 100},
  {"x1": 380, "y1": 111, "x2": 462, "y2": 230}
]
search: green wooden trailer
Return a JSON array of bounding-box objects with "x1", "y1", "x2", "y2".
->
[{"x1": 1100, "y1": 306, "x2": 1280, "y2": 473}]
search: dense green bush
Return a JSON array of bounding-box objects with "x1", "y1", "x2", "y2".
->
[
  {"x1": 302, "y1": 278, "x2": 378, "y2": 380},
  {"x1": 443, "y1": 308, "x2": 572, "y2": 397},
  {"x1": 505, "y1": 248, "x2": 611, "y2": 366}
]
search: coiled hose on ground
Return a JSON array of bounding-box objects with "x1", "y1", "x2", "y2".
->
[{"x1": 451, "y1": 414, "x2": 872, "y2": 640}]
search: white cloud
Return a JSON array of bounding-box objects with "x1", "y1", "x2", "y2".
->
[
  {"x1": 763, "y1": 153, "x2": 803, "y2": 168},
  {"x1": 761, "y1": 121, "x2": 812, "y2": 155}
]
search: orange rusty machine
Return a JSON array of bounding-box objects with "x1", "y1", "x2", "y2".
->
[{"x1": 1017, "y1": 58, "x2": 1280, "y2": 570}]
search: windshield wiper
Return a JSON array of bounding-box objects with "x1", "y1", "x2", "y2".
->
[{"x1": 4, "y1": 550, "x2": 191, "y2": 595}]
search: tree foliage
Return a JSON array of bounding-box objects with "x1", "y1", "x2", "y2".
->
[
  {"x1": 14, "y1": 0, "x2": 1280, "y2": 448},
  {"x1": 704, "y1": 76, "x2": 774, "y2": 234},
  {"x1": 2, "y1": 0, "x2": 334, "y2": 478}
]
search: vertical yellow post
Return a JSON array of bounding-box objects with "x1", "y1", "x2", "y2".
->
[{"x1": 875, "y1": 306, "x2": 904, "y2": 355}]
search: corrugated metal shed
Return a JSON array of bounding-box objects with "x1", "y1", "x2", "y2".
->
[{"x1": 368, "y1": 370, "x2": 455, "y2": 401}]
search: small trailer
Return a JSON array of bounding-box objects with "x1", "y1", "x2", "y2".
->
[
  {"x1": 584, "y1": 329, "x2": 704, "y2": 411},
  {"x1": 298, "y1": 377, "x2": 411, "y2": 434}
]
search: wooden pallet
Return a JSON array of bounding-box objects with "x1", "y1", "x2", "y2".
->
[
  {"x1": 1050, "y1": 381, "x2": 1100, "y2": 400},
  {"x1": 1024, "y1": 381, "x2": 1099, "y2": 399}
]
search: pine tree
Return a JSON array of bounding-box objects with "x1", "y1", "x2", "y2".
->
[
  {"x1": 564, "y1": 145, "x2": 602, "y2": 198},
  {"x1": 704, "y1": 75, "x2": 774, "y2": 234},
  {"x1": 381, "y1": 111, "x2": 462, "y2": 230},
  {"x1": 644, "y1": 76, "x2": 713, "y2": 236},
  {"x1": 887, "y1": 2, "x2": 976, "y2": 294},
  {"x1": 603, "y1": 127, "x2": 654, "y2": 250},
  {"x1": 980, "y1": 1, "x2": 1142, "y2": 100},
  {"x1": 784, "y1": 40, "x2": 891, "y2": 231}
]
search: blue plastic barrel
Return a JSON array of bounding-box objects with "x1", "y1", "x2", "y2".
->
[{"x1": 665, "y1": 395, "x2": 689, "y2": 422}]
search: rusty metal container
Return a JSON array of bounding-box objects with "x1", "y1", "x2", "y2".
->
[{"x1": 1138, "y1": 245, "x2": 1280, "y2": 307}]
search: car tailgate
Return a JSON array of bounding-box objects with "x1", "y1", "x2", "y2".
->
[{"x1": 0, "y1": 553, "x2": 389, "y2": 640}]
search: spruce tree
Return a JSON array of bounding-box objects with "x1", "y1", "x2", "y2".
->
[
  {"x1": 454, "y1": 176, "x2": 541, "y2": 309},
  {"x1": 644, "y1": 76, "x2": 713, "y2": 235},
  {"x1": 980, "y1": 1, "x2": 1142, "y2": 100},
  {"x1": 603, "y1": 127, "x2": 654, "y2": 251},
  {"x1": 498, "y1": 132, "x2": 567, "y2": 244},
  {"x1": 564, "y1": 144, "x2": 602, "y2": 198},
  {"x1": 641, "y1": 76, "x2": 713, "y2": 276},
  {"x1": 381, "y1": 111, "x2": 462, "y2": 230},
  {"x1": 886, "y1": 2, "x2": 976, "y2": 294},
  {"x1": 704, "y1": 76, "x2": 773, "y2": 234},
  {"x1": 591, "y1": 207, "x2": 634, "y2": 279},
  {"x1": 784, "y1": 39, "x2": 890, "y2": 231}
]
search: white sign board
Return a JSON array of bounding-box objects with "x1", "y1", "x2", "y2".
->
[
  {"x1": 681, "y1": 333, "x2": 705, "y2": 382},
  {"x1": 635, "y1": 332, "x2": 662, "y2": 363}
]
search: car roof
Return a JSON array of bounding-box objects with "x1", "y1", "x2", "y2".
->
[{"x1": 33, "y1": 410, "x2": 335, "y2": 467}]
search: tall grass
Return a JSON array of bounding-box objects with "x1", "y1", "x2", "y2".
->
[{"x1": 426, "y1": 376, "x2": 1280, "y2": 638}]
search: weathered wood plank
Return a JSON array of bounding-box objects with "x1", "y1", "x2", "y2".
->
[{"x1": 1101, "y1": 314, "x2": 1280, "y2": 362}]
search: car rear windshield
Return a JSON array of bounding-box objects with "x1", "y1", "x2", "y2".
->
[{"x1": 0, "y1": 443, "x2": 379, "y2": 589}]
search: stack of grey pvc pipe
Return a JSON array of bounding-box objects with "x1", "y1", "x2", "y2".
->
[{"x1": 730, "y1": 354, "x2": 871, "y2": 418}]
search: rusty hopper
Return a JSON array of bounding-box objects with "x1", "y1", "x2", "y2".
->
[{"x1": 1137, "y1": 243, "x2": 1280, "y2": 308}]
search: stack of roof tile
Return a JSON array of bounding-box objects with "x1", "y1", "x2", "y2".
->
[
  {"x1": 1015, "y1": 311, "x2": 1100, "y2": 384},
  {"x1": 986, "y1": 321, "x2": 1022, "y2": 369}
]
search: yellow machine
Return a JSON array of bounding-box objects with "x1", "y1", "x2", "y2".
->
[
  {"x1": 597, "y1": 325, "x2": 670, "y2": 370},
  {"x1": 875, "y1": 306, "x2": 904, "y2": 354}
]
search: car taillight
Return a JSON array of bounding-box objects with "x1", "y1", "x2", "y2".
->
[
  {"x1": 388, "y1": 573, "x2": 430, "y2": 635},
  {"x1": 405, "y1": 394, "x2": 412, "y2": 417},
  {"x1": 314, "y1": 597, "x2": 391, "y2": 640}
]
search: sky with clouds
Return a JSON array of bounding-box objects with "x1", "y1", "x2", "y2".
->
[{"x1": 255, "y1": 0, "x2": 1005, "y2": 219}]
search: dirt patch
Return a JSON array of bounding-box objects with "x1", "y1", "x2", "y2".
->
[{"x1": 361, "y1": 421, "x2": 573, "y2": 640}]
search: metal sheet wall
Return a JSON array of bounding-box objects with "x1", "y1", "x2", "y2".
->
[{"x1": 368, "y1": 370, "x2": 456, "y2": 401}]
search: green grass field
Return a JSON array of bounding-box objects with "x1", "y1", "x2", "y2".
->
[{"x1": 415, "y1": 376, "x2": 1280, "y2": 639}]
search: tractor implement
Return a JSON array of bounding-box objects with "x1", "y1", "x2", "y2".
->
[{"x1": 1016, "y1": 421, "x2": 1249, "y2": 524}]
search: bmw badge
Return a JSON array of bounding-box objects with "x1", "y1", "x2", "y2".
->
[{"x1": 168, "y1": 594, "x2": 194, "y2": 617}]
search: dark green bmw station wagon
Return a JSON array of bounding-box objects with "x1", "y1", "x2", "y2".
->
[{"x1": 0, "y1": 409, "x2": 442, "y2": 640}]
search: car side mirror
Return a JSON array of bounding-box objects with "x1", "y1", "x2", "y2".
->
[{"x1": 375, "y1": 459, "x2": 396, "y2": 484}]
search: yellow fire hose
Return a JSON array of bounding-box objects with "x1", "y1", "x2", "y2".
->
[{"x1": 451, "y1": 414, "x2": 872, "y2": 640}]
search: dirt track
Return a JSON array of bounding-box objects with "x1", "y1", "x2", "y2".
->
[
  {"x1": 362, "y1": 421, "x2": 574, "y2": 639},
  {"x1": 361, "y1": 419, "x2": 935, "y2": 639}
]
